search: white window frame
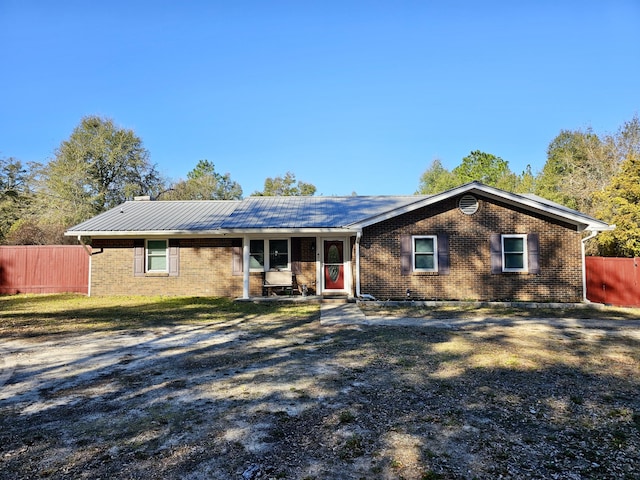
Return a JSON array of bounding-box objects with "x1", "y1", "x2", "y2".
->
[
  {"x1": 146, "y1": 239, "x2": 168, "y2": 273},
  {"x1": 249, "y1": 239, "x2": 265, "y2": 271},
  {"x1": 266, "y1": 238, "x2": 290, "y2": 271},
  {"x1": 412, "y1": 235, "x2": 438, "y2": 272},
  {"x1": 502, "y1": 234, "x2": 528, "y2": 273},
  {"x1": 249, "y1": 238, "x2": 291, "y2": 271}
]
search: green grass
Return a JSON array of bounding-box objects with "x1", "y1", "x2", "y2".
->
[{"x1": 0, "y1": 294, "x2": 320, "y2": 338}]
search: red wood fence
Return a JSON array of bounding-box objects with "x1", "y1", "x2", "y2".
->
[
  {"x1": 586, "y1": 256, "x2": 640, "y2": 307},
  {"x1": 0, "y1": 246, "x2": 90, "y2": 295}
]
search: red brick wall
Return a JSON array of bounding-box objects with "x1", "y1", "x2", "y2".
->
[
  {"x1": 359, "y1": 196, "x2": 583, "y2": 302},
  {"x1": 294, "y1": 237, "x2": 318, "y2": 295}
]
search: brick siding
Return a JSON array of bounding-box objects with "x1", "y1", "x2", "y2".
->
[
  {"x1": 90, "y1": 196, "x2": 584, "y2": 302},
  {"x1": 91, "y1": 237, "x2": 319, "y2": 297},
  {"x1": 91, "y1": 238, "x2": 245, "y2": 296},
  {"x1": 359, "y1": 195, "x2": 583, "y2": 302},
  {"x1": 294, "y1": 237, "x2": 318, "y2": 296}
]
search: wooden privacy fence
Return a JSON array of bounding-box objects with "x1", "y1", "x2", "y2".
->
[
  {"x1": 586, "y1": 256, "x2": 640, "y2": 308},
  {"x1": 0, "y1": 245, "x2": 90, "y2": 295}
]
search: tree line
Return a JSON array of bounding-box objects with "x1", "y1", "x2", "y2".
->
[
  {"x1": 1, "y1": 114, "x2": 638, "y2": 256},
  {"x1": 0, "y1": 116, "x2": 316, "y2": 245},
  {"x1": 417, "y1": 116, "x2": 640, "y2": 257}
]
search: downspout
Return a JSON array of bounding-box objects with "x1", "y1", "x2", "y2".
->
[
  {"x1": 77, "y1": 236, "x2": 92, "y2": 297},
  {"x1": 581, "y1": 230, "x2": 600, "y2": 303}
]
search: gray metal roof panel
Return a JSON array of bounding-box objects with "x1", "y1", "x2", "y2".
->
[
  {"x1": 67, "y1": 200, "x2": 242, "y2": 233},
  {"x1": 66, "y1": 196, "x2": 428, "y2": 234},
  {"x1": 220, "y1": 196, "x2": 428, "y2": 229},
  {"x1": 519, "y1": 193, "x2": 605, "y2": 223}
]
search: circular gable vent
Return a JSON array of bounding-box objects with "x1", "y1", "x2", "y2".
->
[{"x1": 459, "y1": 194, "x2": 479, "y2": 215}]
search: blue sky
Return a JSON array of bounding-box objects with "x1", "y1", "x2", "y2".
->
[{"x1": 1, "y1": 1, "x2": 639, "y2": 196}]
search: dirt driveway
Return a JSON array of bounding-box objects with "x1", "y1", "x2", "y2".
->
[{"x1": 1, "y1": 299, "x2": 639, "y2": 479}]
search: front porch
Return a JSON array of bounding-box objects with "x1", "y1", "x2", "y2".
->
[{"x1": 240, "y1": 234, "x2": 356, "y2": 300}]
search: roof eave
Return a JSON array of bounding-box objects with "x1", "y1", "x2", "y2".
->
[
  {"x1": 65, "y1": 227, "x2": 360, "y2": 238},
  {"x1": 348, "y1": 182, "x2": 612, "y2": 231}
]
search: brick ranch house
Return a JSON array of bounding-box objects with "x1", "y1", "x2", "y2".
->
[{"x1": 65, "y1": 182, "x2": 612, "y2": 302}]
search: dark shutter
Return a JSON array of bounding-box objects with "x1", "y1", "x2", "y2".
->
[
  {"x1": 291, "y1": 237, "x2": 302, "y2": 274},
  {"x1": 437, "y1": 233, "x2": 450, "y2": 275},
  {"x1": 400, "y1": 235, "x2": 412, "y2": 275},
  {"x1": 232, "y1": 238, "x2": 243, "y2": 276},
  {"x1": 168, "y1": 239, "x2": 180, "y2": 276},
  {"x1": 134, "y1": 239, "x2": 145, "y2": 276},
  {"x1": 527, "y1": 233, "x2": 540, "y2": 274},
  {"x1": 490, "y1": 234, "x2": 502, "y2": 274}
]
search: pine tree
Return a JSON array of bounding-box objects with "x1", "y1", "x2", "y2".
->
[{"x1": 594, "y1": 152, "x2": 640, "y2": 257}]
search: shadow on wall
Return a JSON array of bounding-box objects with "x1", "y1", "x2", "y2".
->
[{"x1": 359, "y1": 198, "x2": 582, "y2": 302}]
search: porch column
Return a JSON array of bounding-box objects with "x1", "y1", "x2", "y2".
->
[
  {"x1": 242, "y1": 235, "x2": 250, "y2": 299},
  {"x1": 315, "y1": 235, "x2": 322, "y2": 295},
  {"x1": 355, "y1": 231, "x2": 361, "y2": 298}
]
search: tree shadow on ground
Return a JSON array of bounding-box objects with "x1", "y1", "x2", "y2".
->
[{"x1": 1, "y1": 299, "x2": 639, "y2": 479}]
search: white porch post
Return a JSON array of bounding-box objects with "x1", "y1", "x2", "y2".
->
[
  {"x1": 243, "y1": 235, "x2": 250, "y2": 299},
  {"x1": 355, "y1": 231, "x2": 361, "y2": 298},
  {"x1": 315, "y1": 235, "x2": 322, "y2": 295}
]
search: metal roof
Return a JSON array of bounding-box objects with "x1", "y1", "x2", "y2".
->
[
  {"x1": 65, "y1": 196, "x2": 427, "y2": 235},
  {"x1": 519, "y1": 193, "x2": 605, "y2": 223},
  {"x1": 65, "y1": 183, "x2": 612, "y2": 236},
  {"x1": 222, "y1": 195, "x2": 429, "y2": 229},
  {"x1": 66, "y1": 200, "x2": 242, "y2": 233}
]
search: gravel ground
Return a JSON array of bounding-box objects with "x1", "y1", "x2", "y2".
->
[{"x1": 1, "y1": 302, "x2": 639, "y2": 479}]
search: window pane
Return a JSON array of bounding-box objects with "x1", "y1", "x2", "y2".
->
[
  {"x1": 503, "y1": 237, "x2": 524, "y2": 252},
  {"x1": 250, "y1": 240, "x2": 264, "y2": 255},
  {"x1": 250, "y1": 240, "x2": 264, "y2": 269},
  {"x1": 250, "y1": 254, "x2": 264, "y2": 269},
  {"x1": 415, "y1": 238, "x2": 434, "y2": 253},
  {"x1": 415, "y1": 254, "x2": 435, "y2": 270},
  {"x1": 147, "y1": 240, "x2": 166, "y2": 255},
  {"x1": 270, "y1": 239, "x2": 288, "y2": 269},
  {"x1": 504, "y1": 253, "x2": 524, "y2": 269},
  {"x1": 148, "y1": 255, "x2": 167, "y2": 271},
  {"x1": 147, "y1": 240, "x2": 167, "y2": 271}
]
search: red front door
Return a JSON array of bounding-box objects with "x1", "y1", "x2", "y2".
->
[{"x1": 324, "y1": 240, "x2": 344, "y2": 290}]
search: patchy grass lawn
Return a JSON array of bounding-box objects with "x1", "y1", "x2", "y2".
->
[
  {"x1": 1, "y1": 295, "x2": 639, "y2": 479},
  {"x1": 358, "y1": 301, "x2": 640, "y2": 321},
  {"x1": 0, "y1": 294, "x2": 311, "y2": 338}
]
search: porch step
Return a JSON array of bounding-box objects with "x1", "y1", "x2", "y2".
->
[{"x1": 321, "y1": 294, "x2": 353, "y2": 304}]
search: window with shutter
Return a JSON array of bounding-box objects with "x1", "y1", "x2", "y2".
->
[
  {"x1": 491, "y1": 234, "x2": 540, "y2": 274},
  {"x1": 400, "y1": 234, "x2": 449, "y2": 275},
  {"x1": 134, "y1": 239, "x2": 179, "y2": 276}
]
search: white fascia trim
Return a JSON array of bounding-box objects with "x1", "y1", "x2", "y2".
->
[
  {"x1": 349, "y1": 182, "x2": 611, "y2": 231},
  {"x1": 65, "y1": 228, "x2": 361, "y2": 238},
  {"x1": 464, "y1": 185, "x2": 612, "y2": 231}
]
